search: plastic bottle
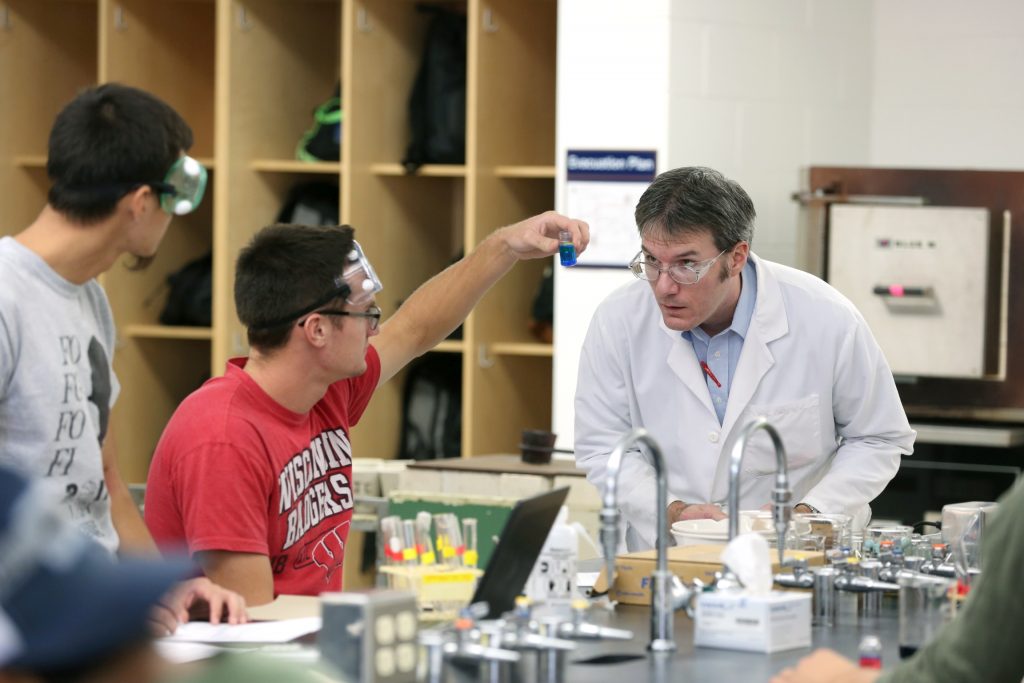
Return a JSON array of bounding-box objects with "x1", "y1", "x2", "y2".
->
[
  {"x1": 858, "y1": 634, "x2": 883, "y2": 669},
  {"x1": 526, "y1": 506, "x2": 578, "y2": 612},
  {"x1": 558, "y1": 230, "x2": 577, "y2": 267}
]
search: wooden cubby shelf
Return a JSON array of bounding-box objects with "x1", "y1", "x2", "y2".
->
[
  {"x1": 123, "y1": 325, "x2": 214, "y2": 342},
  {"x1": 432, "y1": 340, "x2": 466, "y2": 354},
  {"x1": 369, "y1": 162, "x2": 467, "y2": 178},
  {"x1": 249, "y1": 159, "x2": 343, "y2": 175},
  {"x1": 493, "y1": 165, "x2": 556, "y2": 179},
  {"x1": 13, "y1": 155, "x2": 47, "y2": 168},
  {"x1": 488, "y1": 342, "x2": 554, "y2": 358}
]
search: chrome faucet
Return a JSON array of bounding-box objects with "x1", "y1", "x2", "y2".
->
[
  {"x1": 600, "y1": 428, "x2": 676, "y2": 652},
  {"x1": 727, "y1": 416, "x2": 792, "y2": 567}
]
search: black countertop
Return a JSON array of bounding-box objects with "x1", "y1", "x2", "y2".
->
[{"x1": 560, "y1": 599, "x2": 901, "y2": 682}]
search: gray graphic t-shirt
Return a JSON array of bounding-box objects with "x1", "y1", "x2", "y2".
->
[{"x1": 0, "y1": 236, "x2": 121, "y2": 552}]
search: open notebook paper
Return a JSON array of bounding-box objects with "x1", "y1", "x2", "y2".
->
[{"x1": 163, "y1": 617, "x2": 321, "y2": 644}]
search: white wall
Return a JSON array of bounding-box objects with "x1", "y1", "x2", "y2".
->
[
  {"x1": 553, "y1": 0, "x2": 872, "y2": 449},
  {"x1": 870, "y1": 1, "x2": 1024, "y2": 168},
  {"x1": 551, "y1": 0, "x2": 672, "y2": 451}
]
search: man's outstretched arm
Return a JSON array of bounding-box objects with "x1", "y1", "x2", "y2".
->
[{"x1": 373, "y1": 211, "x2": 588, "y2": 386}]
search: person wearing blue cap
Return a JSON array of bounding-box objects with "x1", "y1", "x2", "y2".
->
[
  {"x1": 0, "y1": 84, "x2": 246, "y2": 627},
  {"x1": 0, "y1": 465, "x2": 190, "y2": 683}
]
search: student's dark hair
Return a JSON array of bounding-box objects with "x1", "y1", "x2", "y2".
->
[
  {"x1": 236, "y1": 223, "x2": 356, "y2": 352},
  {"x1": 634, "y1": 166, "x2": 756, "y2": 251},
  {"x1": 46, "y1": 83, "x2": 193, "y2": 224}
]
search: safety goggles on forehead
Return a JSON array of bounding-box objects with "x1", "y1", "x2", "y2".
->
[
  {"x1": 150, "y1": 156, "x2": 208, "y2": 216},
  {"x1": 247, "y1": 239, "x2": 383, "y2": 331},
  {"x1": 342, "y1": 240, "x2": 383, "y2": 305}
]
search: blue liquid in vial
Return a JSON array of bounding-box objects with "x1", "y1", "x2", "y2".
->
[{"x1": 559, "y1": 241, "x2": 577, "y2": 267}]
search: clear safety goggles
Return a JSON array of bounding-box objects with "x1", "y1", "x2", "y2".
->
[
  {"x1": 247, "y1": 238, "x2": 383, "y2": 330},
  {"x1": 342, "y1": 240, "x2": 383, "y2": 305},
  {"x1": 151, "y1": 156, "x2": 208, "y2": 216}
]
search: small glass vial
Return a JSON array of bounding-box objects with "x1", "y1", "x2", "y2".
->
[
  {"x1": 558, "y1": 229, "x2": 577, "y2": 266},
  {"x1": 858, "y1": 634, "x2": 883, "y2": 669}
]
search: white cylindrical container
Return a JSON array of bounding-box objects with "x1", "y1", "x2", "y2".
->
[{"x1": 525, "y1": 506, "x2": 577, "y2": 610}]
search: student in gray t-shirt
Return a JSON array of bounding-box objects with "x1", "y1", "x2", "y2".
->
[
  {"x1": 0, "y1": 237, "x2": 120, "y2": 550},
  {"x1": 0, "y1": 83, "x2": 197, "y2": 554},
  {"x1": 0, "y1": 83, "x2": 245, "y2": 628}
]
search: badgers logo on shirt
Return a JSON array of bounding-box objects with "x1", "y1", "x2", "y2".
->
[
  {"x1": 291, "y1": 522, "x2": 349, "y2": 581},
  {"x1": 277, "y1": 428, "x2": 355, "y2": 551}
]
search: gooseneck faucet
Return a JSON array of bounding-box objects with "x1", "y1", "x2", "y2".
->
[
  {"x1": 600, "y1": 428, "x2": 676, "y2": 652},
  {"x1": 727, "y1": 416, "x2": 792, "y2": 567}
]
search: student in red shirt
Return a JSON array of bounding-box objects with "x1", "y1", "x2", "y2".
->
[{"x1": 146, "y1": 215, "x2": 589, "y2": 603}]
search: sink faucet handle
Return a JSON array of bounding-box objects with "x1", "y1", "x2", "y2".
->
[
  {"x1": 670, "y1": 574, "x2": 704, "y2": 618},
  {"x1": 783, "y1": 557, "x2": 808, "y2": 572}
]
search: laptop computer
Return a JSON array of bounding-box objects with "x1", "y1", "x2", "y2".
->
[{"x1": 471, "y1": 486, "x2": 570, "y2": 618}]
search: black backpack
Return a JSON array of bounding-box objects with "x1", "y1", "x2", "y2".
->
[
  {"x1": 296, "y1": 83, "x2": 342, "y2": 162},
  {"x1": 275, "y1": 182, "x2": 339, "y2": 227},
  {"x1": 159, "y1": 251, "x2": 212, "y2": 327},
  {"x1": 397, "y1": 353, "x2": 462, "y2": 459},
  {"x1": 402, "y1": 5, "x2": 467, "y2": 173}
]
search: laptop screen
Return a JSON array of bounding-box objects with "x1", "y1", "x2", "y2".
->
[{"x1": 471, "y1": 487, "x2": 570, "y2": 618}]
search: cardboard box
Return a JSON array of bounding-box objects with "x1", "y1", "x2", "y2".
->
[
  {"x1": 694, "y1": 590, "x2": 812, "y2": 653},
  {"x1": 595, "y1": 544, "x2": 824, "y2": 605}
]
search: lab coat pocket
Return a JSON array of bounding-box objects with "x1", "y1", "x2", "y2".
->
[{"x1": 738, "y1": 394, "x2": 822, "y2": 475}]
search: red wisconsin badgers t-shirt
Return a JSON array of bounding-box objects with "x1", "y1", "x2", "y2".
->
[{"x1": 145, "y1": 348, "x2": 380, "y2": 596}]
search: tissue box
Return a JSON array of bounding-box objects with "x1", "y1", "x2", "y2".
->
[
  {"x1": 694, "y1": 590, "x2": 812, "y2": 653},
  {"x1": 594, "y1": 544, "x2": 824, "y2": 605}
]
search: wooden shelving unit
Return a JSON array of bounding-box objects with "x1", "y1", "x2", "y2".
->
[{"x1": 0, "y1": 0, "x2": 558, "y2": 481}]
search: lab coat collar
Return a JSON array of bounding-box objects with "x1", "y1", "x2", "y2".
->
[
  {"x1": 658, "y1": 254, "x2": 791, "y2": 438},
  {"x1": 719, "y1": 254, "x2": 789, "y2": 433}
]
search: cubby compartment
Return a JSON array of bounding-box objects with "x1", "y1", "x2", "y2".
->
[
  {"x1": 473, "y1": 0, "x2": 556, "y2": 171},
  {"x1": 0, "y1": 0, "x2": 98, "y2": 237},
  {"x1": 215, "y1": 171, "x2": 341, "y2": 362},
  {"x1": 102, "y1": 0, "x2": 216, "y2": 159},
  {"x1": 470, "y1": 176, "x2": 556, "y2": 347},
  {"x1": 228, "y1": 0, "x2": 342, "y2": 165},
  {"x1": 112, "y1": 337, "x2": 212, "y2": 482},
  {"x1": 467, "y1": 354, "x2": 553, "y2": 456},
  {"x1": 103, "y1": 173, "x2": 214, "y2": 331}
]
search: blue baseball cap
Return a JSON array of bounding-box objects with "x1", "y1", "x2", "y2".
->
[{"x1": 0, "y1": 467, "x2": 193, "y2": 672}]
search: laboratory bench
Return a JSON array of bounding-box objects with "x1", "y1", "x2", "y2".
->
[
  {"x1": 249, "y1": 594, "x2": 904, "y2": 682},
  {"x1": 560, "y1": 603, "x2": 899, "y2": 682}
]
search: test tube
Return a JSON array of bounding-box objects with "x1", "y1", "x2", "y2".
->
[
  {"x1": 379, "y1": 515, "x2": 403, "y2": 565},
  {"x1": 558, "y1": 229, "x2": 577, "y2": 266},
  {"x1": 447, "y1": 513, "x2": 465, "y2": 566},
  {"x1": 402, "y1": 519, "x2": 419, "y2": 565},
  {"x1": 434, "y1": 513, "x2": 455, "y2": 566},
  {"x1": 462, "y1": 517, "x2": 478, "y2": 568},
  {"x1": 416, "y1": 511, "x2": 437, "y2": 566}
]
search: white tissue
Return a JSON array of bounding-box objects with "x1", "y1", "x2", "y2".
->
[{"x1": 721, "y1": 533, "x2": 773, "y2": 594}]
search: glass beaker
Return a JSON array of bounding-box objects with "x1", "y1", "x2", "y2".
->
[
  {"x1": 898, "y1": 572, "x2": 954, "y2": 659},
  {"x1": 792, "y1": 512, "x2": 853, "y2": 552}
]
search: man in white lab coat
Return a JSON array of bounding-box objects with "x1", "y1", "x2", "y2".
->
[{"x1": 574, "y1": 166, "x2": 915, "y2": 550}]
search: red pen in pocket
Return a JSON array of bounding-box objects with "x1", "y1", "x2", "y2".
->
[{"x1": 700, "y1": 361, "x2": 722, "y2": 388}]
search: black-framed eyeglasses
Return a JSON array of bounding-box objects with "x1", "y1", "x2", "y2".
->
[{"x1": 297, "y1": 305, "x2": 382, "y2": 332}]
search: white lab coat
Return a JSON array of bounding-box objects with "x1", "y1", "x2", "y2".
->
[{"x1": 574, "y1": 254, "x2": 915, "y2": 550}]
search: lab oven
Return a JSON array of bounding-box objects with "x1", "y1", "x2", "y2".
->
[{"x1": 827, "y1": 204, "x2": 994, "y2": 379}]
